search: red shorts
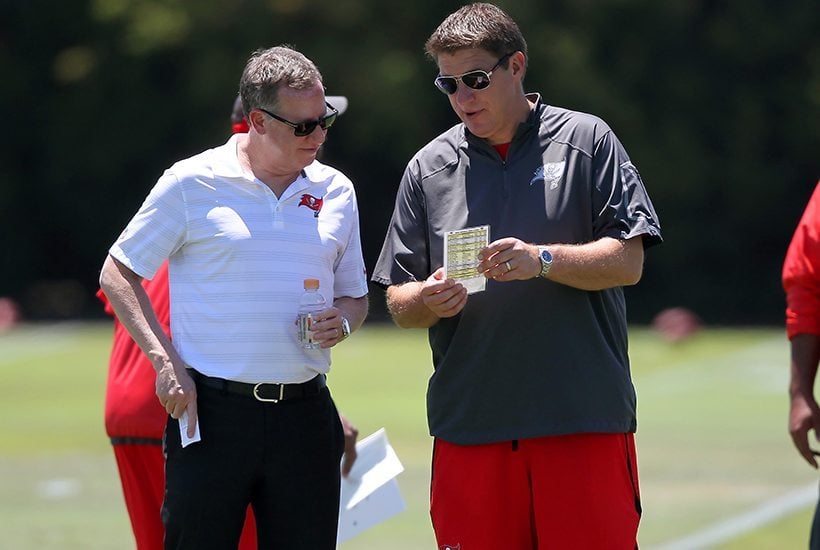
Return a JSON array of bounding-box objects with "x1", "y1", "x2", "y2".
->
[
  {"x1": 430, "y1": 433, "x2": 641, "y2": 550},
  {"x1": 113, "y1": 443, "x2": 258, "y2": 550}
]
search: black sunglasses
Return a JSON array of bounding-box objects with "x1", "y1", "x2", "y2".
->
[
  {"x1": 258, "y1": 102, "x2": 339, "y2": 137},
  {"x1": 434, "y1": 52, "x2": 515, "y2": 95}
]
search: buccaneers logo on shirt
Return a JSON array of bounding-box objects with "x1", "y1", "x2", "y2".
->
[
  {"x1": 530, "y1": 160, "x2": 566, "y2": 190},
  {"x1": 298, "y1": 194, "x2": 323, "y2": 217}
]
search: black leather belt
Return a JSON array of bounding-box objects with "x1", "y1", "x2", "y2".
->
[{"x1": 190, "y1": 370, "x2": 326, "y2": 403}]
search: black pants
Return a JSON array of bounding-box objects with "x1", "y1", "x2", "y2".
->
[{"x1": 162, "y1": 381, "x2": 344, "y2": 549}]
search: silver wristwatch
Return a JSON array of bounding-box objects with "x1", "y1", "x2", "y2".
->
[
  {"x1": 537, "y1": 246, "x2": 553, "y2": 278},
  {"x1": 340, "y1": 317, "x2": 351, "y2": 340}
]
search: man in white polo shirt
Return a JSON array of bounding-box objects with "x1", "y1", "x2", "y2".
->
[{"x1": 99, "y1": 45, "x2": 368, "y2": 549}]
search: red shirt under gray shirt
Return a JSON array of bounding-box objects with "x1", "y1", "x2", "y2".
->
[{"x1": 372, "y1": 94, "x2": 662, "y2": 445}]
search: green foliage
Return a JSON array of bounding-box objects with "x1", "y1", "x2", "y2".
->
[{"x1": 0, "y1": 0, "x2": 818, "y2": 323}]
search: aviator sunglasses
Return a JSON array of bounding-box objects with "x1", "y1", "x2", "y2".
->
[
  {"x1": 434, "y1": 52, "x2": 515, "y2": 95},
  {"x1": 258, "y1": 102, "x2": 339, "y2": 137}
]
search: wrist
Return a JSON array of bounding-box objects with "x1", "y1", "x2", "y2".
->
[
  {"x1": 149, "y1": 352, "x2": 173, "y2": 373},
  {"x1": 537, "y1": 246, "x2": 553, "y2": 278},
  {"x1": 790, "y1": 387, "x2": 815, "y2": 400}
]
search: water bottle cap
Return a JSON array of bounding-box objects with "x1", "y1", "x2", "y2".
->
[{"x1": 303, "y1": 278, "x2": 320, "y2": 290}]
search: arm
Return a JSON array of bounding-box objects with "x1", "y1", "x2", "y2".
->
[
  {"x1": 473, "y1": 126, "x2": 655, "y2": 290},
  {"x1": 339, "y1": 413, "x2": 359, "y2": 478},
  {"x1": 478, "y1": 235, "x2": 645, "y2": 290},
  {"x1": 789, "y1": 334, "x2": 820, "y2": 468},
  {"x1": 784, "y1": 183, "x2": 820, "y2": 467},
  {"x1": 309, "y1": 294, "x2": 369, "y2": 348},
  {"x1": 386, "y1": 268, "x2": 468, "y2": 329},
  {"x1": 99, "y1": 255, "x2": 197, "y2": 435},
  {"x1": 333, "y1": 295, "x2": 369, "y2": 333},
  {"x1": 386, "y1": 236, "x2": 642, "y2": 328}
]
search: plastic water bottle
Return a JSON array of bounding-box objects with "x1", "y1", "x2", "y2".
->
[{"x1": 297, "y1": 278, "x2": 326, "y2": 349}]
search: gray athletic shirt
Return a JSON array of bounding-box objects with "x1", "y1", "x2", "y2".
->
[{"x1": 372, "y1": 95, "x2": 662, "y2": 445}]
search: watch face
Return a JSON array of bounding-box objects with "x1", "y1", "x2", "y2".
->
[{"x1": 540, "y1": 249, "x2": 553, "y2": 263}]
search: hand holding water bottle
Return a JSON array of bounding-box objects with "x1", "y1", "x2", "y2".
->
[{"x1": 297, "y1": 279, "x2": 351, "y2": 349}]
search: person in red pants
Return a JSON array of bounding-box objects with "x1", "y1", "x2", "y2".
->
[
  {"x1": 372, "y1": 5, "x2": 660, "y2": 547},
  {"x1": 100, "y1": 262, "x2": 260, "y2": 550},
  {"x1": 100, "y1": 94, "x2": 356, "y2": 549}
]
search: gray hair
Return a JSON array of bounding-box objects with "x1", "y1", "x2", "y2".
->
[
  {"x1": 238, "y1": 45, "x2": 323, "y2": 117},
  {"x1": 425, "y1": 3, "x2": 527, "y2": 70}
]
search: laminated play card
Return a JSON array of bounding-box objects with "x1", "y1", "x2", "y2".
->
[{"x1": 444, "y1": 225, "x2": 490, "y2": 294}]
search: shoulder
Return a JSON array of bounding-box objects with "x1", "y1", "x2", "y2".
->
[
  {"x1": 539, "y1": 104, "x2": 614, "y2": 155},
  {"x1": 165, "y1": 138, "x2": 236, "y2": 182},
  {"x1": 541, "y1": 104, "x2": 612, "y2": 133},
  {"x1": 407, "y1": 124, "x2": 465, "y2": 180}
]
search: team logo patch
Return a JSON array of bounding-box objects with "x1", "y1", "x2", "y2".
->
[
  {"x1": 530, "y1": 160, "x2": 566, "y2": 190},
  {"x1": 298, "y1": 193, "x2": 324, "y2": 217},
  {"x1": 439, "y1": 545, "x2": 461, "y2": 550}
]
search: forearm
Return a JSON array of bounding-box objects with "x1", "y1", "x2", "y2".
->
[
  {"x1": 546, "y1": 236, "x2": 644, "y2": 291},
  {"x1": 386, "y1": 282, "x2": 440, "y2": 329},
  {"x1": 99, "y1": 255, "x2": 180, "y2": 371},
  {"x1": 789, "y1": 333, "x2": 820, "y2": 399},
  {"x1": 333, "y1": 295, "x2": 369, "y2": 333}
]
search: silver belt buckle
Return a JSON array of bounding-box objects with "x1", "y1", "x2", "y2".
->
[{"x1": 253, "y1": 383, "x2": 284, "y2": 403}]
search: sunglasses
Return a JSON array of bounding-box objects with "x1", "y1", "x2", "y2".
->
[
  {"x1": 258, "y1": 102, "x2": 339, "y2": 137},
  {"x1": 434, "y1": 52, "x2": 515, "y2": 95}
]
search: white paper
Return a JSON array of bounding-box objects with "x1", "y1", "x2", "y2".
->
[
  {"x1": 337, "y1": 479, "x2": 405, "y2": 544},
  {"x1": 444, "y1": 225, "x2": 490, "y2": 294},
  {"x1": 179, "y1": 411, "x2": 201, "y2": 448},
  {"x1": 337, "y1": 428, "x2": 405, "y2": 543}
]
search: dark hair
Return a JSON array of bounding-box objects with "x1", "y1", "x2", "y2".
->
[
  {"x1": 230, "y1": 95, "x2": 244, "y2": 125},
  {"x1": 425, "y1": 3, "x2": 527, "y2": 70},
  {"x1": 238, "y1": 45, "x2": 322, "y2": 118}
]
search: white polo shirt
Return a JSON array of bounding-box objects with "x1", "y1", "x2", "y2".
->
[{"x1": 109, "y1": 135, "x2": 368, "y2": 383}]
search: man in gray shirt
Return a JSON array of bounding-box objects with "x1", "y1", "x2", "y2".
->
[{"x1": 372, "y1": 3, "x2": 661, "y2": 548}]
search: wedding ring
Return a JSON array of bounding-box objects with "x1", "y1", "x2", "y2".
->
[{"x1": 505, "y1": 261, "x2": 512, "y2": 272}]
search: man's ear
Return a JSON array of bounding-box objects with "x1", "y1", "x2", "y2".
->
[
  {"x1": 248, "y1": 110, "x2": 267, "y2": 133},
  {"x1": 510, "y1": 51, "x2": 527, "y2": 78}
]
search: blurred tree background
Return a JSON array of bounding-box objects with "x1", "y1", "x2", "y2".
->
[{"x1": 1, "y1": 0, "x2": 817, "y2": 324}]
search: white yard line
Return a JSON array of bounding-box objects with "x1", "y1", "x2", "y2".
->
[{"x1": 649, "y1": 483, "x2": 817, "y2": 550}]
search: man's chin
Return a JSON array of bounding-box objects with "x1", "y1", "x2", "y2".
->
[
  {"x1": 298, "y1": 150, "x2": 319, "y2": 164},
  {"x1": 463, "y1": 121, "x2": 486, "y2": 137}
]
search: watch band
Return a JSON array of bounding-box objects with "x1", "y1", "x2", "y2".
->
[{"x1": 538, "y1": 246, "x2": 553, "y2": 278}]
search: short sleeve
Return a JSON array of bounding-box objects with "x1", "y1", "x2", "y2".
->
[
  {"x1": 783, "y1": 183, "x2": 820, "y2": 339},
  {"x1": 371, "y1": 160, "x2": 430, "y2": 288},
  {"x1": 108, "y1": 169, "x2": 187, "y2": 279},
  {"x1": 332, "y1": 185, "x2": 369, "y2": 299},
  {"x1": 591, "y1": 131, "x2": 662, "y2": 249}
]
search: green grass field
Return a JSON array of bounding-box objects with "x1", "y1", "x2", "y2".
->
[{"x1": 0, "y1": 322, "x2": 815, "y2": 549}]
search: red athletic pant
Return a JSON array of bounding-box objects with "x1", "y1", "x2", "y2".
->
[
  {"x1": 430, "y1": 433, "x2": 641, "y2": 550},
  {"x1": 112, "y1": 443, "x2": 257, "y2": 550}
]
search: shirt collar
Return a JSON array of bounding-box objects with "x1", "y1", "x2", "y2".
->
[
  {"x1": 463, "y1": 92, "x2": 545, "y2": 149},
  {"x1": 210, "y1": 135, "x2": 323, "y2": 194},
  {"x1": 210, "y1": 134, "x2": 247, "y2": 179},
  {"x1": 301, "y1": 162, "x2": 324, "y2": 183},
  {"x1": 515, "y1": 92, "x2": 544, "y2": 138}
]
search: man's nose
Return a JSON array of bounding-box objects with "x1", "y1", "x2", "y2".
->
[
  {"x1": 308, "y1": 125, "x2": 328, "y2": 142},
  {"x1": 454, "y1": 81, "x2": 476, "y2": 103}
]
